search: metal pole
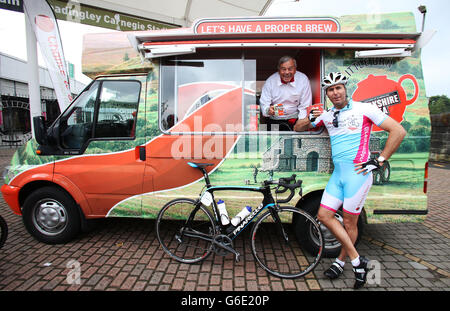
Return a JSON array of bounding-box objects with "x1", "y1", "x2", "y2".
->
[
  {"x1": 418, "y1": 5, "x2": 427, "y2": 32},
  {"x1": 421, "y1": 12, "x2": 426, "y2": 32},
  {"x1": 25, "y1": 12, "x2": 41, "y2": 139}
]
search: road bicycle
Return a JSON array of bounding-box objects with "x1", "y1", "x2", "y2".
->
[
  {"x1": 0, "y1": 214, "x2": 7, "y2": 249},
  {"x1": 156, "y1": 162, "x2": 324, "y2": 279}
]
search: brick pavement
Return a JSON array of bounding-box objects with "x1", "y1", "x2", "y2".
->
[{"x1": 0, "y1": 148, "x2": 448, "y2": 291}]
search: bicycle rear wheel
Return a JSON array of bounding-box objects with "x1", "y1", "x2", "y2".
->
[
  {"x1": 251, "y1": 206, "x2": 323, "y2": 278},
  {"x1": 0, "y1": 215, "x2": 8, "y2": 249},
  {"x1": 156, "y1": 198, "x2": 216, "y2": 264}
]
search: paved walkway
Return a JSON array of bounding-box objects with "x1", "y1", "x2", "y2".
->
[{"x1": 0, "y1": 148, "x2": 448, "y2": 292}]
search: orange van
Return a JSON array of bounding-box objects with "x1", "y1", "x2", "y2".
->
[{"x1": 2, "y1": 13, "x2": 432, "y2": 257}]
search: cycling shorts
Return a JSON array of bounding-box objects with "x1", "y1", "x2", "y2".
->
[{"x1": 320, "y1": 161, "x2": 373, "y2": 215}]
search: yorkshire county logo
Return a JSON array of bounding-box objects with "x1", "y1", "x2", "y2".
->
[
  {"x1": 361, "y1": 91, "x2": 400, "y2": 115},
  {"x1": 352, "y1": 74, "x2": 419, "y2": 132}
]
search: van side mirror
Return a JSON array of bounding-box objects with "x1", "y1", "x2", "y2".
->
[{"x1": 33, "y1": 116, "x2": 48, "y2": 145}]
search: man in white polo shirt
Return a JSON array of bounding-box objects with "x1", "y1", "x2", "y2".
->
[{"x1": 259, "y1": 56, "x2": 312, "y2": 131}]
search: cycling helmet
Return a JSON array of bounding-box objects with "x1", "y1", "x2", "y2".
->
[{"x1": 321, "y1": 72, "x2": 348, "y2": 89}]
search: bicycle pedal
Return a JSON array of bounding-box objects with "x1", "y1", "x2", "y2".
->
[{"x1": 235, "y1": 253, "x2": 241, "y2": 263}]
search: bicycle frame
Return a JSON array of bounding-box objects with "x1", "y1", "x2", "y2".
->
[
  {"x1": 185, "y1": 162, "x2": 299, "y2": 247},
  {"x1": 205, "y1": 185, "x2": 276, "y2": 239}
]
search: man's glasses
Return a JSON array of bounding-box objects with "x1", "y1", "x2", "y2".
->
[{"x1": 332, "y1": 110, "x2": 340, "y2": 128}]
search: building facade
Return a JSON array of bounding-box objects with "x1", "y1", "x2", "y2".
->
[
  {"x1": 261, "y1": 134, "x2": 381, "y2": 174},
  {"x1": 0, "y1": 52, "x2": 85, "y2": 146}
]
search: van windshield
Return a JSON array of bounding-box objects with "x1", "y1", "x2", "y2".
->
[{"x1": 59, "y1": 80, "x2": 141, "y2": 150}]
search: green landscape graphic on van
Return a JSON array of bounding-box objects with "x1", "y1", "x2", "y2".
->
[{"x1": 114, "y1": 58, "x2": 428, "y2": 223}]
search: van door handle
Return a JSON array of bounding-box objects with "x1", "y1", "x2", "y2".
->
[{"x1": 135, "y1": 146, "x2": 146, "y2": 161}]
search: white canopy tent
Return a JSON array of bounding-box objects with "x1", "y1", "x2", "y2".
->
[{"x1": 78, "y1": 0, "x2": 274, "y2": 27}]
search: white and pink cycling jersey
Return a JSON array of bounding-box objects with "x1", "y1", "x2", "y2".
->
[{"x1": 311, "y1": 100, "x2": 388, "y2": 164}]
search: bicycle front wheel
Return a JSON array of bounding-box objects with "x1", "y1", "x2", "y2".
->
[
  {"x1": 156, "y1": 198, "x2": 216, "y2": 264},
  {"x1": 251, "y1": 206, "x2": 323, "y2": 278}
]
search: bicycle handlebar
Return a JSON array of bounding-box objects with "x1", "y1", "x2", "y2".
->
[{"x1": 264, "y1": 174, "x2": 303, "y2": 204}]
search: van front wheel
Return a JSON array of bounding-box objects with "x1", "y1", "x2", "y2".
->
[{"x1": 23, "y1": 187, "x2": 81, "y2": 244}]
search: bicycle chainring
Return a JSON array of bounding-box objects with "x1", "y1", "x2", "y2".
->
[{"x1": 213, "y1": 234, "x2": 234, "y2": 256}]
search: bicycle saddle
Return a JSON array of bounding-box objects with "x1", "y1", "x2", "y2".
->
[{"x1": 187, "y1": 162, "x2": 214, "y2": 169}]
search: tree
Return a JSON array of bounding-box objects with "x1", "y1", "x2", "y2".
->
[
  {"x1": 415, "y1": 138, "x2": 430, "y2": 152},
  {"x1": 409, "y1": 126, "x2": 430, "y2": 152},
  {"x1": 416, "y1": 117, "x2": 430, "y2": 127},
  {"x1": 391, "y1": 60, "x2": 410, "y2": 74},
  {"x1": 410, "y1": 126, "x2": 430, "y2": 137},
  {"x1": 410, "y1": 65, "x2": 423, "y2": 79},
  {"x1": 376, "y1": 19, "x2": 400, "y2": 30},
  {"x1": 398, "y1": 139, "x2": 416, "y2": 153},
  {"x1": 428, "y1": 95, "x2": 450, "y2": 114},
  {"x1": 401, "y1": 120, "x2": 412, "y2": 132}
]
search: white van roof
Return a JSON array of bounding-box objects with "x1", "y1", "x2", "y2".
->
[{"x1": 127, "y1": 16, "x2": 421, "y2": 59}]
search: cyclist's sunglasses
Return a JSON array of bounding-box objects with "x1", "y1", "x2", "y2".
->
[{"x1": 332, "y1": 110, "x2": 340, "y2": 127}]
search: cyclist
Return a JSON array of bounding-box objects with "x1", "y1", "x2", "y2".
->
[{"x1": 294, "y1": 72, "x2": 406, "y2": 289}]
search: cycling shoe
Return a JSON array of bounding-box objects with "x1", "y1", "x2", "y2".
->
[
  {"x1": 324, "y1": 262, "x2": 344, "y2": 279},
  {"x1": 353, "y1": 256, "x2": 370, "y2": 289}
]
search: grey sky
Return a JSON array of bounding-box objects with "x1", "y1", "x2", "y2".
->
[
  {"x1": 266, "y1": 0, "x2": 450, "y2": 97},
  {"x1": 0, "y1": 0, "x2": 448, "y2": 96}
]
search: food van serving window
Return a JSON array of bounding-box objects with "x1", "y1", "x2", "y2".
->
[{"x1": 159, "y1": 48, "x2": 320, "y2": 134}]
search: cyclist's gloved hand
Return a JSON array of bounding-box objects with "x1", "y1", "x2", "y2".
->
[{"x1": 354, "y1": 158, "x2": 382, "y2": 175}]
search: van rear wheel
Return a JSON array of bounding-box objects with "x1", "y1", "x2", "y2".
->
[{"x1": 23, "y1": 186, "x2": 81, "y2": 244}]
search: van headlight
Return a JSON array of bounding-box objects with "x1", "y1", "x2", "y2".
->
[{"x1": 3, "y1": 166, "x2": 15, "y2": 184}]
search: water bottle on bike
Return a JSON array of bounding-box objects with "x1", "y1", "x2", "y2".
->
[
  {"x1": 217, "y1": 200, "x2": 230, "y2": 225},
  {"x1": 231, "y1": 206, "x2": 252, "y2": 226}
]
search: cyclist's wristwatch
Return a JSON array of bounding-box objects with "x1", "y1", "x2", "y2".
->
[{"x1": 377, "y1": 156, "x2": 385, "y2": 164}]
